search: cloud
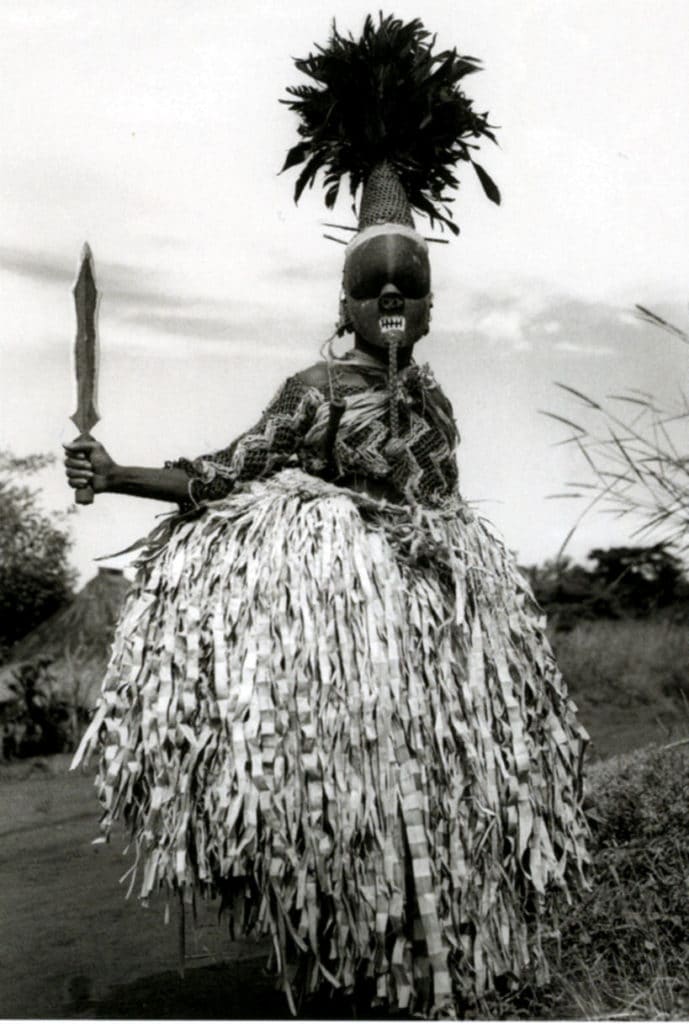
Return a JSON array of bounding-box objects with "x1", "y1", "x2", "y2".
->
[
  {"x1": 0, "y1": 246, "x2": 72, "y2": 286},
  {"x1": 0, "y1": 242, "x2": 233, "y2": 304},
  {"x1": 617, "y1": 310, "x2": 643, "y2": 329},
  {"x1": 472, "y1": 308, "x2": 531, "y2": 347},
  {"x1": 0, "y1": 244, "x2": 182, "y2": 304},
  {"x1": 269, "y1": 260, "x2": 336, "y2": 283},
  {"x1": 119, "y1": 310, "x2": 246, "y2": 341},
  {"x1": 1, "y1": 244, "x2": 340, "y2": 361},
  {"x1": 456, "y1": 283, "x2": 646, "y2": 359},
  {"x1": 552, "y1": 340, "x2": 616, "y2": 356},
  {"x1": 117, "y1": 308, "x2": 297, "y2": 346},
  {"x1": 0, "y1": 244, "x2": 237, "y2": 337},
  {"x1": 3, "y1": 243, "x2": 675, "y2": 364}
]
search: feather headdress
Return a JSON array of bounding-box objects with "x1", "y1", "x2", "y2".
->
[{"x1": 281, "y1": 13, "x2": 500, "y2": 235}]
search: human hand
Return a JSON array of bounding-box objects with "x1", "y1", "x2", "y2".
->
[{"x1": 63, "y1": 437, "x2": 117, "y2": 500}]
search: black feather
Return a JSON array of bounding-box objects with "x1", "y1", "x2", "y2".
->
[{"x1": 281, "y1": 14, "x2": 499, "y2": 230}]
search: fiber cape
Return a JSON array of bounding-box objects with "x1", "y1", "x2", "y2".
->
[{"x1": 74, "y1": 469, "x2": 588, "y2": 1016}]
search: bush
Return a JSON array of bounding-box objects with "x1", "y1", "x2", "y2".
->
[
  {"x1": 551, "y1": 617, "x2": 689, "y2": 708},
  {"x1": 0, "y1": 658, "x2": 88, "y2": 761},
  {"x1": 481, "y1": 743, "x2": 689, "y2": 1020},
  {"x1": 0, "y1": 451, "x2": 75, "y2": 653},
  {"x1": 562, "y1": 745, "x2": 689, "y2": 1018}
]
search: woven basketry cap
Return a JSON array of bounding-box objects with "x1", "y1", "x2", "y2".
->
[{"x1": 358, "y1": 161, "x2": 415, "y2": 230}]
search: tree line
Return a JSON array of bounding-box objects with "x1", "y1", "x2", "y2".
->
[{"x1": 523, "y1": 543, "x2": 689, "y2": 631}]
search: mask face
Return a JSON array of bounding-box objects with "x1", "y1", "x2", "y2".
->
[{"x1": 343, "y1": 231, "x2": 432, "y2": 349}]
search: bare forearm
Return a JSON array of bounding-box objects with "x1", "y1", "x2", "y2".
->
[{"x1": 107, "y1": 465, "x2": 191, "y2": 503}]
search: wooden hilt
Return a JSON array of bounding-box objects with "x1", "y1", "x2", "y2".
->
[
  {"x1": 75, "y1": 484, "x2": 94, "y2": 506},
  {"x1": 74, "y1": 432, "x2": 95, "y2": 506}
]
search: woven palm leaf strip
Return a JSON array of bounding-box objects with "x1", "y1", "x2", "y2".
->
[{"x1": 74, "y1": 469, "x2": 588, "y2": 1014}]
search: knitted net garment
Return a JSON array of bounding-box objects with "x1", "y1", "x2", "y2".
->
[
  {"x1": 168, "y1": 361, "x2": 460, "y2": 510},
  {"x1": 167, "y1": 377, "x2": 323, "y2": 506}
]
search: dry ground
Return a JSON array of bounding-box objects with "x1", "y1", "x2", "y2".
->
[
  {"x1": 0, "y1": 756, "x2": 289, "y2": 1019},
  {"x1": 1, "y1": 698, "x2": 686, "y2": 1019}
]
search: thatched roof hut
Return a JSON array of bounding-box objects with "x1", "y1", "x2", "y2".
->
[{"x1": 0, "y1": 567, "x2": 129, "y2": 708}]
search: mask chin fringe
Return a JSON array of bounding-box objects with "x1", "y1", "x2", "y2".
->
[{"x1": 388, "y1": 337, "x2": 399, "y2": 439}]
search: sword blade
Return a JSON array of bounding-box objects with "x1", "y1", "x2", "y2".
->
[{"x1": 70, "y1": 242, "x2": 100, "y2": 435}]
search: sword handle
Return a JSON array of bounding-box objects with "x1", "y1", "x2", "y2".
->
[
  {"x1": 75, "y1": 484, "x2": 94, "y2": 506},
  {"x1": 72, "y1": 431, "x2": 95, "y2": 506}
]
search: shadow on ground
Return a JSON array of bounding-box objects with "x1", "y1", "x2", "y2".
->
[
  {"x1": 79, "y1": 962, "x2": 366, "y2": 1020},
  {"x1": 72, "y1": 961, "x2": 288, "y2": 1019}
]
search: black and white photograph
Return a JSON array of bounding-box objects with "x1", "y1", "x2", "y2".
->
[{"x1": 2, "y1": 1, "x2": 689, "y2": 1019}]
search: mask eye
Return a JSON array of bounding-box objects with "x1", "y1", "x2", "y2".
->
[
  {"x1": 348, "y1": 270, "x2": 386, "y2": 301},
  {"x1": 393, "y1": 270, "x2": 430, "y2": 300}
]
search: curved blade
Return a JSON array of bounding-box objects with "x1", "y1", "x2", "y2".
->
[{"x1": 70, "y1": 242, "x2": 100, "y2": 435}]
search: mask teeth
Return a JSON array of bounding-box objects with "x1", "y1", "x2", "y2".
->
[{"x1": 379, "y1": 315, "x2": 406, "y2": 334}]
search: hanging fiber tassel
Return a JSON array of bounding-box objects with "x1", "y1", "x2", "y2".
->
[
  {"x1": 385, "y1": 337, "x2": 407, "y2": 461},
  {"x1": 388, "y1": 337, "x2": 399, "y2": 439}
]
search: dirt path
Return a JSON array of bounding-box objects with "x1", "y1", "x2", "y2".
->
[{"x1": 0, "y1": 756, "x2": 291, "y2": 1019}]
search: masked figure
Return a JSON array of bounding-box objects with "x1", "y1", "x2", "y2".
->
[{"x1": 67, "y1": 15, "x2": 588, "y2": 1018}]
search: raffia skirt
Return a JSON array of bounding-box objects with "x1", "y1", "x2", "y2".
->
[{"x1": 73, "y1": 468, "x2": 588, "y2": 1015}]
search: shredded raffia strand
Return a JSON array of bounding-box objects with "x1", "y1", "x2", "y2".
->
[{"x1": 73, "y1": 468, "x2": 589, "y2": 1015}]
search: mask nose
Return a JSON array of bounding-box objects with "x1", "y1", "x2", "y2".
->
[{"x1": 378, "y1": 284, "x2": 404, "y2": 313}]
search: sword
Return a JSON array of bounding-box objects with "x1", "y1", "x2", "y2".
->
[{"x1": 70, "y1": 242, "x2": 100, "y2": 505}]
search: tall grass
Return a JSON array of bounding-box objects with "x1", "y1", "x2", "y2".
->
[
  {"x1": 549, "y1": 306, "x2": 689, "y2": 553},
  {"x1": 559, "y1": 745, "x2": 689, "y2": 1020},
  {"x1": 477, "y1": 744, "x2": 689, "y2": 1020},
  {"x1": 552, "y1": 617, "x2": 689, "y2": 709}
]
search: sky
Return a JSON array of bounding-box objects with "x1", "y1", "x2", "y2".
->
[{"x1": 2, "y1": 0, "x2": 689, "y2": 585}]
